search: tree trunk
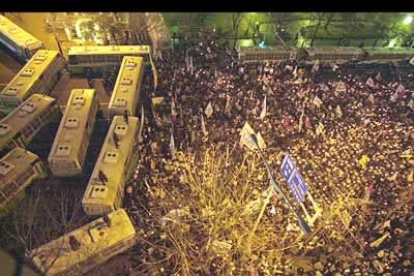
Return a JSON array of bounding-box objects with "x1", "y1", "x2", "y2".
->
[{"x1": 310, "y1": 14, "x2": 324, "y2": 47}]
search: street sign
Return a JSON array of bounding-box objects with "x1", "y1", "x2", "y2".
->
[
  {"x1": 280, "y1": 153, "x2": 296, "y2": 182},
  {"x1": 280, "y1": 153, "x2": 309, "y2": 203},
  {"x1": 291, "y1": 170, "x2": 308, "y2": 202},
  {"x1": 287, "y1": 180, "x2": 303, "y2": 203}
]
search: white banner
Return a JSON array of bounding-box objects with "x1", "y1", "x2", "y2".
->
[
  {"x1": 205, "y1": 101, "x2": 213, "y2": 118},
  {"x1": 259, "y1": 96, "x2": 267, "y2": 120},
  {"x1": 239, "y1": 122, "x2": 266, "y2": 151},
  {"x1": 201, "y1": 114, "x2": 208, "y2": 136}
]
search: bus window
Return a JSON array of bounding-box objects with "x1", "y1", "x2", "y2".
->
[{"x1": 68, "y1": 55, "x2": 78, "y2": 64}]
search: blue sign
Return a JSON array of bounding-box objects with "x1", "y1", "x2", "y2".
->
[
  {"x1": 291, "y1": 170, "x2": 308, "y2": 202},
  {"x1": 280, "y1": 152, "x2": 309, "y2": 203},
  {"x1": 280, "y1": 153, "x2": 296, "y2": 182},
  {"x1": 287, "y1": 180, "x2": 303, "y2": 203}
]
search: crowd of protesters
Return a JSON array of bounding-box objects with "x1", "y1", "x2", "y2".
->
[{"x1": 121, "y1": 33, "x2": 414, "y2": 275}]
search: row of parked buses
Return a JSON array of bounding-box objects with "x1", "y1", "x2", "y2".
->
[
  {"x1": 237, "y1": 45, "x2": 414, "y2": 66},
  {"x1": 0, "y1": 91, "x2": 142, "y2": 276}
]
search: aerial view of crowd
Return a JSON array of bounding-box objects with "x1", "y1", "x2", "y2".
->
[{"x1": 121, "y1": 35, "x2": 414, "y2": 276}]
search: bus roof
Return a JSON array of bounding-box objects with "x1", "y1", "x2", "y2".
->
[
  {"x1": 48, "y1": 89, "x2": 97, "y2": 163},
  {"x1": 83, "y1": 116, "x2": 139, "y2": 206},
  {"x1": 30, "y1": 209, "x2": 136, "y2": 276},
  {"x1": 68, "y1": 45, "x2": 151, "y2": 56},
  {"x1": 304, "y1": 46, "x2": 365, "y2": 54},
  {"x1": 0, "y1": 94, "x2": 56, "y2": 150},
  {"x1": 0, "y1": 15, "x2": 43, "y2": 49},
  {"x1": 0, "y1": 50, "x2": 60, "y2": 100},
  {"x1": 0, "y1": 147, "x2": 39, "y2": 185},
  {"x1": 109, "y1": 56, "x2": 143, "y2": 113}
]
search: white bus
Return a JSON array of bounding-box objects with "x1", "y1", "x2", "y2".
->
[
  {"x1": 82, "y1": 116, "x2": 140, "y2": 216},
  {"x1": 108, "y1": 56, "x2": 144, "y2": 119},
  {"x1": 0, "y1": 15, "x2": 44, "y2": 62},
  {"x1": 0, "y1": 94, "x2": 61, "y2": 155},
  {"x1": 29, "y1": 209, "x2": 136, "y2": 276},
  {"x1": 0, "y1": 50, "x2": 65, "y2": 114},
  {"x1": 0, "y1": 147, "x2": 46, "y2": 211},
  {"x1": 48, "y1": 89, "x2": 99, "y2": 177},
  {"x1": 67, "y1": 45, "x2": 150, "y2": 76},
  {"x1": 299, "y1": 46, "x2": 367, "y2": 64},
  {"x1": 238, "y1": 46, "x2": 298, "y2": 63}
]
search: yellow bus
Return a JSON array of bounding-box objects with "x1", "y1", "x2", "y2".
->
[
  {"x1": 48, "y1": 89, "x2": 99, "y2": 177},
  {"x1": 0, "y1": 50, "x2": 65, "y2": 114},
  {"x1": 28, "y1": 209, "x2": 136, "y2": 276},
  {"x1": 67, "y1": 45, "x2": 150, "y2": 76},
  {"x1": 0, "y1": 147, "x2": 46, "y2": 211},
  {"x1": 108, "y1": 56, "x2": 144, "y2": 119},
  {"x1": 82, "y1": 116, "x2": 140, "y2": 216},
  {"x1": 0, "y1": 94, "x2": 61, "y2": 155},
  {"x1": 0, "y1": 15, "x2": 44, "y2": 62}
]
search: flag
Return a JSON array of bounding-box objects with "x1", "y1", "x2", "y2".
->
[
  {"x1": 335, "y1": 105, "x2": 343, "y2": 118},
  {"x1": 366, "y1": 77, "x2": 376, "y2": 88},
  {"x1": 367, "y1": 94, "x2": 375, "y2": 105},
  {"x1": 169, "y1": 131, "x2": 176, "y2": 157},
  {"x1": 239, "y1": 122, "x2": 265, "y2": 151},
  {"x1": 171, "y1": 99, "x2": 178, "y2": 117},
  {"x1": 370, "y1": 232, "x2": 390, "y2": 248},
  {"x1": 311, "y1": 60, "x2": 319, "y2": 73},
  {"x1": 205, "y1": 101, "x2": 213, "y2": 118},
  {"x1": 201, "y1": 114, "x2": 208, "y2": 136},
  {"x1": 149, "y1": 53, "x2": 158, "y2": 91},
  {"x1": 292, "y1": 66, "x2": 297, "y2": 77},
  {"x1": 313, "y1": 96, "x2": 323, "y2": 108},
  {"x1": 138, "y1": 105, "x2": 145, "y2": 143},
  {"x1": 225, "y1": 96, "x2": 232, "y2": 115},
  {"x1": 408, "y1": 99, "x2": 414, "y2": 110},
  {"x1": 316, "y1": 122, "x2": 325, "y2": 136},
  {"x1": 255, "y1": 132, "x2": 266, "y2": 149},
  {"x1": 259, "y1": 96, "x2": 267, "y2": 120},
  {"x1": 375, "y1": 72, "x2": 382, "y2": 81}
]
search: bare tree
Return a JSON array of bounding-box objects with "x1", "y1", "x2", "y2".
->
[{"x1": 232, "y1": 13, "x2": 243, "y2": 49}]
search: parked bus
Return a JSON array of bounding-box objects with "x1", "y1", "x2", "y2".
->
[
  {"x1": 363, "y1": 47, "x2": 414, "y2": 63},
  {"x1": 29, "y1": 209, "x2": 136, "y2": 276},
  {"x1": 67, "y1": 45, "x2": 150, "y2": 76},
  {"x1": 108, "y1": 56, "x2": 144, "y2": 119},
  {"x1": 0, "y1": 147, "x2": 46, "y2": 211},
  {"x1": 0, "y1": 15, "x2": 44, "y2": 62},
  {"x1": 299, "y1": 46, "x2": 367, "y2": 64},
  {"x1": 0, "y1": 50, "x2": 65, "y2": 114},
  {"x1": 48, "y1": 89, "x2": 99, "y2": 177},
  {"x1": 238, "y1": 46, "x2": 298, "y2": 63},
  {"x1": 82, "y1": 116, "x2": 140, "y2": 216},
  {"x1": 0, "y1": 94, "x2": 61, "y2": 155}
]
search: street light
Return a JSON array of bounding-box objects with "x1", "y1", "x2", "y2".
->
[
  {"x1": 249, "y1": 134, "x2": 312, "y2": 235},
  {"x1": 404, "y1": 15, "x2": 413, "y2": 25}
]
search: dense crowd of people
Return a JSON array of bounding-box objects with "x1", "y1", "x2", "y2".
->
[{"x1": 122, "y1": 35, "x2": 414, "y2": 275}]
